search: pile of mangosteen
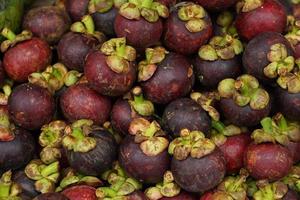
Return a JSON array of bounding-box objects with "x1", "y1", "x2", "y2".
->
[{"x1": 0, "y1": 0, "x2": 300, "y2": 199}]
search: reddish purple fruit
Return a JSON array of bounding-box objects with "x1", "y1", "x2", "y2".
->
[
  {"x1": 57, "y1": 32, "x2": 99, "y2": 71},
  {"x1": 65, "y1": 0, "x2": 89, "y2": 21},
  {"x1": 60, "y1": 84, "x2": 112, "y2": 125},
  {"x1": 3, "y1": 37, "x2": 52, "y2": 82},
  {"x1": 283, "y1": 190, "x2": 300, "y2": 200},
  {"x1": 163, "y1": 3, "x2": 213, "y2": 55},
  {"x1": 244, "y1": 143, "x2": 293, "y2": 181},
  {"x1": 157, "y1": 0, "x2": 177, "y2": 7},
  {"x1": 33, "y1": 193, "x2": 69, "y2": 200},
  {"x1": 92, "y1": 8, "x2": 118, "y2": 37},
  {"x1": 161, "y1": 192, "x2": 197, "y2": 200},
  {"x1": 193, "y1": 0, "x2": 238, "y2": 11},
  {"x1": 126, "y1": 191, "x2": 149, "y2": 200},
  {"x1": 162, "y1": 98, "x2": 211, "y2": 137},
  {"x1": 285, "y1": 140, "x2": 300, "y2": 163},
  {"x1": 62, "y1": 185, "x2": 97, "y2": 200},
  {"x1": 8, "y1": 83, "x2": 55, "y2": 130},
  {"x1": 235, "y1": 0, "x2": 287, "y2": 41},
  {"x1": 119, "y1": 135, "x2": 170, "y2": 184},
  {"x1": 23, "y1": 6, "x2": 71, "y2": 44},
  {"x1": 0, "y1": 61, "x2": 5, "y2": 85}
]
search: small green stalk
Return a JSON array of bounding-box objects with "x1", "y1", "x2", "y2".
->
[
  {"x1": 260, "y1": 117, "x2": 273, "y2": 134},
  {"x1": 141, "y1": 0, "x2": 153, "y2": 8},
  {"x1": 1, "y1": 28, "x2": 16, "y2": 41},
  {"x1": 82, "y1": 15, "x2": 95, "y2": 34},
  {"x1": 41, "y1": 162, "x2": 59, "y2": 177},
  {"x1": 212, "y1": 120, "x2": 226, "y2": 133}
]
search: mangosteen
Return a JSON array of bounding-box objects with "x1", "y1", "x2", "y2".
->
[
  {"x1": 169, "y1": 129, "x2": 226, "y2": 193},
  {"x1": 160, "y1": 192, "x2": 197, "y2": 200},
  {"x1": 283, "y1": 190, "x2": 300, "y2": 200},
  {"x1": 13, "y1": 170, "x2": 39, "y2": 199},
  {"x1": 96, "y1": 162, "x2": 144, "y2": 199},
  {"x1": 111, "y1": 86, "x2": 154, "y2": 135},
  {"x1": 60, "y1": 84, "x2": 111, "y2": 125},
  {"x1": 114, "y1": 0, "x2": 169, "y2": 50},
  {"x1": 213, "y1": 11, "x2": 237, "y2": 37},
  {"x1": 62, "y1": 119, "x2": 117, "y2": 176},
  {"x1": 193, "y1": 0, "x2": 238, "y2": 11},
  {"x1": 0, "y1": 61, "x2": 5, "y2": 85},
  {"x1": 62, "y1": 185, "x2": 97, "y2": 200},
  {"x1": 285, "y1": 17, "x2": 300, "y2": 59},
  {"x1": 57, "y1": 15, "x2": 105, "y2": 72},
  {"x1": 84, "y1": 37, "x2": 137, "y2": 97},
  {"x1": 211, "y1": 121, "x2": 251, "y2": 173},
  {"x1": 253, "y1": 180, "x2": 289, "y2": 200},
  {"x1": 23, "y1": 6, "x2": 71, "y2": 44},
  {"x1": 1, "y1": 29, "x2": 52, "y2": 82},
  {"x1": 139, "y1": 47, "x2": 194, "y2": 104},
  {"x1": 65, "y1": 0, "x2": 89, "y2": 21},
  {"x1": 157, "y1": 0, "x2": 177, "y2": 7},
  {"x1": 163, "y1": 2, "x2": 213, "y2": 55},
  {"x1": 33, "y1": 193, "x2": 69, "y2": 200},
  {"x1": 119, "y1": 118, "x2": 170, "y2": 184},
  {"x1": 235, "y1": 0, "x2": 287, "y2": 41},
  {"x1": 243, "y1": 32, "x2": 294, "y2": 85},
  {"x1": 162, "y1": 98, "x2": 211, "y2": 137},
  {"x1": 217, "y1": 74, "x2": 271, "y2": 127},
  {"x1": 0, "y1": 109, "x2": 35, "y2": 172},
  {"x1": 24, "y1": 160, "x2": 60, "y2": 193},
  {"x1": 194, "y1": 34, "x2": 243, "y2": 88},
  {"x1": 0, "y1": 171, "x2": 24, "y2": 199},
  {"x1": 8, "y1": 83, "x2": 55, "y2": 130}
]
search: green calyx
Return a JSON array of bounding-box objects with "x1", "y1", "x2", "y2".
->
[
  {"x1": 177, "y1": 3, "x2": 207, "y2": 33},
  {"x1": 236, "y1": 0, "x2": 264, "y2": 13},
  {"x1": 119, "y1": 0, "x2": 169, "y2": 23},
  {"x1": 0, "y1": 109, "x2": 15, "y2": 142},
  {"x1": 101, "y1": 37, "x2": 136, "y2": 74},
  {"x1": 56, "y1": 168, "x2": 102, "y2": 192},
  {"x1": 283, "y1": 165, "x2": 300, "y2": 193},
  {"x1": 0, "y1": 79, "x2": 13, "y2": 106},
  {"x1": 71, "y1": 15, "x2": 105, "y2": 41},
  {"x1": 217, "y1": 169, "x2": 249, "y2": 200},
  {"x1": 64, "y1": 70, "x2": 83, "y2": 87},
  {"x1": 198, "y1": 34, "x2": 243, "y2": 61},
  {"x1": 103, "y1": 121, "x2": 123, "y2": 144},
  {"x1": 211, "y1": 120, "x2": 243, "y2": 146},
  {"x1": 1, "y1": 28, "x2": 32, "y2": 53},
  {"x1": 25, "y1": 160, "x2": 60, "y2": 194},
  {"x1": 251, "y1": 113, "x2": 300, "y2": 145},
  {"x1": 253, "y1": 180, "x2": 288, "y2": 200},
  {"x1": 277, "y1": 69, "x2": 300, "y2": 94},
  {"x1": 138, "y1": 46, "x2": 169, "y2": 82},
  {"x1": 168, "y1": 129, "x2": 216, "y2": 160},
  {"x1": 285, "y1": 16, "x2": 300, "y2": 47},
  {"x1": 62, "y1": 119, "x2": 97, "y2": 153},
  {"x1": 190, "y1": 92, "x2": 220, "y2": 121},
  {"x1": 217, "y1": 74, "x2": 270, "y2": 110},
  {"x1": 40, "y1": 147, "x2": 62, "y2": 165},
  {"x1": 88, "y1": 0, "x2": 128, "y2": 13},
  {"x1": 96, "y1": 162, "x2": 142, "y2": 199},
  {"x1": 128, "y1": 86, "x2": 154, "y2": 116},
  {"x1": 145, "y1": 171, "x2": 181, "y2": 200},
  {"x1": 39, "y1": 120, "x2": 67, "y2": 148},
  {"x1": 0, "y1": 171, "x2": 22, "y2": 199},
  {"x1": 216, "y1": 11, "x2": 238, "y2": 37},
  {"x1": 264, "y1": 43, "x2": 295, "y2": 80},
  {"x1": 128, "y1": 118, "x2": 169, "y2": 156}
]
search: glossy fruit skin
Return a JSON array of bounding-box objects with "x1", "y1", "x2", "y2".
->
[
  {"x1": 219, "y1": 98, "x2": 271, "y2": 127},
  {"x1": 60, "y1": 84, "x2": 111, "y2": 125},
  {"x1": 162, "y1": 98, "x2": 211, "y2": 137},
  {"x1": 8, "y1": 83, "x2": 55, "y2": 130},
  {"x1": 84, "y1": 51, "x2": 137, "y2": 97},
  {"x1": 92, "y1": 8, "x2": 117, "y2": 37},
  {"x1": 219, "y1": 133, "x2": 251, "y2": 174},
  {"x1": 285, "y1": 141, "x2": 300, "y2": 163},
  {"x1": 193, "y1": 0, "x2": 238, "y2": 11},
  {"x1": 65, "y1": 129, "x2": 117, "y2": 176},
  {"x1": 163, "y1": 6, "x2": 213, "y2": 55},
  {"x1": 57, "y1": 32, "x2": 99, "y2": 71},
  {"x1": 171, "y1": 148, "x2": 226, "y2": 193},
  {"x1": 119, "y1": 136, "x2": 170, "y2": 184},
  {"x1": 111, "y1": 99, "x2": 133, "y2": 135},
  {"x1": 127, "y1": 191, "x2": 149, "y2": 200},
  {"x1": 244, "y1": 143, "x2": 293, "y2": 181},
  {"x1": 0, "y1": 128, "x2": 35, "y2": 173},
  {"x1": 278, "y1": 0, "x2": 293, "y2": 14},
  {"x1": 193, "y1": 56, "x2": 241, "y2": 89},
  {"x1": 0, "y1": 61, "x2": 5, "y2": 85},
  {"x1": 33, "y1": 193, "x2": 69, "y2": 200},
  {"x1": 23, "y1": 6, "x2": 71, "y2": 44},
  {"x1": 235, "y1": 0, "x2": 287, "y2": 41},
  {"x1": 114, "y1": 14, "x2": 163, "y2": 50},
  {"x1": 13, "y1": 170, "x2": 39, "y2": 199},
  {"x1": 243, "y1": 32, "x2": 294, "y2": 85},
  {"x1": 283, "y1": 190, "x2": 300, "y2": 200},
  {"x1": 294, "y1": 43, "x2": 300, "y2": 59},
  {"x1": 62, "y1": 185, "x2": 97, "y2": 200},
  {"x1": 161, "y1": 192, "x2": 197, "y2": 200},
  {"x1": 3, "y1": 37, "x2": 52, "y2": 82},
  {"x1": 274, "y1": 88, "x2": 300, "y2": 121},
  {"x1": 141, "y1": 53, "x2": 194, "y2": 104},
  {"x1": 65, "y1": 0, "x2": 89, "y2": 21}
]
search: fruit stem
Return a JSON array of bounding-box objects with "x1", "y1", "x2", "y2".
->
[
  {"x1": 0, "y1": 184, "x2": 9, "y2": 197},
  {"x1": 1, "y1": 28, "x2": 16, "y2": 41},
  {"x1": 72, "y1": 127, "x2": 85, "y2": 140},
  {"x1": 64, "y1": 71, "x2": 82, "y2": 86},
  {"x1": 277, "y1": 115, "x2": 288, "y2": 131},
  {"x1": 144, "y1": 122, "x2": 159, "y2": 138},
  {"x1": 0, "y1": 110, "x2": 14, "y2": 141},
  {"x1": 82, "y1": 15, "x2": 95, "y2": 34},
  {"x1": 116, "y1": 41, "x2": 126, "y2": 58},
  {"x1": 260, "y1": 117, "x2": 273, "y2": 134},
  {"x1": 41, "y1": 161, "x2": 59, "y2": 177},
  {"x1": 211, "y1": 120, "x2": 226, "y2": 134}
]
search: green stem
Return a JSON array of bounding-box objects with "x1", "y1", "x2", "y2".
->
[
  {"x1": 82, "y1": 15, "x2": 95, "y2": 34},
  {"x1": 2, "y1": 85, "x2": 11, "y2": 97},
  {"x1": 116, "y1": 43, "x2": 126, "y2": 58},
  {"x1": 98, "y1": 187, "x2": 118, "y2": 197},
  {"x1": 1, "y1": 28, "x2": 16, "y2": 41},
  {"x1": 211, "y1": 120, "x2": 226, "y2": 134},
  {"x1": 0, "y1": 111, "x2": 10, "y2": 128},
  {"x1": 144, "y1": 122, "x2": 158, "y2": 137},
  {"x1": 0, "y1": 184, "x2": 10, "y2": 197},
  {"x1": 133, "y1": 95, "x2": 144, "y2": 105},
  {"x1": 278, "y1": 115, "x2": 288, "y2": 131},
  {"x1": 261, "y1": 118, "x2": 273, "y2": 134},
  {"x1": 41, "y1": 162, "x2": 59, "y2": 177},
  {"x1": 72, "y1": 128, "x2": 85, "y2": 140}
]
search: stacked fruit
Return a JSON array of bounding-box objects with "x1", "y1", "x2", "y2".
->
[{"x1": 0, "y1": 0, "x2": 300, "y2": 199}]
